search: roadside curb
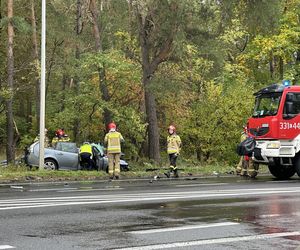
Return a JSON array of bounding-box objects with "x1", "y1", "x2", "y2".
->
[{"x1": 0, "y1": 173, "x2": 273, "y2": 186}]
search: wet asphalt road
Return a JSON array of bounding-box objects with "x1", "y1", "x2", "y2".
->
[{"x1": 1, "y1": 176, "x2": 300, "y2": 249}]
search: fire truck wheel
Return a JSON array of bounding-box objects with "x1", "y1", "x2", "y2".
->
[{"x1": 268, "y1": 164, "x2": 296, "y2": 180}]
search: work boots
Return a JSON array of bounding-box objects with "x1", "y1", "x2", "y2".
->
[
  {"x1": 240, "y1": 169, "x2": 248, "y2": 177},
  {"x1": 173, "y1": 169, "x2": 179, "y2": 178},
  {"x1": 109, "y1": 175, "x2": 120, "y2": 181},
  {"x1": 164, "y1": 168, "x2": 179, "y2": 178}
]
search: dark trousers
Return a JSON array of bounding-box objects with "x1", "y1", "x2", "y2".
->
[
  {"x1": 169, "y1": 153, "x2": 178, "y2": 169},
  {"x1": 80, "y1": 153, "x2": 93, "y2": 170},
  {"x1": 168, "y1": 153, "x2": 178, "y2": 177}
]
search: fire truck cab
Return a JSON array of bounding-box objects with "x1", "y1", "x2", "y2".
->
[{"x1": 248, "y1": 82, "x2": 300, "y2": 179}]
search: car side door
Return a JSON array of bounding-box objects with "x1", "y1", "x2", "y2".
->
[{"x1": 54, "y1": 143, "x2": 79, "y2": 170}]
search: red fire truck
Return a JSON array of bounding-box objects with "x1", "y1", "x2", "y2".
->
[{"x1": 248, "y1": 82, "x2": 300, "y2": 179}]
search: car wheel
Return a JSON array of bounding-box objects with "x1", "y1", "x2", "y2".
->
[
  {"x1": 44, "y1": 159, "x2": 58, "y2": 170},
  {"x1": 293, "y1": 155, "x2": 300, "y2": 177}
]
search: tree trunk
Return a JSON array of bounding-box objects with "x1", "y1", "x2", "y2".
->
[
  {"x1": 205, "y1": 152, "x2": 210, "y2": 161},
  {"x1": 73, "y1": 0, "x2": 83, "y2": 142},
  {"x1": 45, "y1": 39, "x2": 64, "y2": 97},
  {"x1": 127, "y1": 0, "x2": 135, "y2": 39},
  {"x1": 135, "y1": 4, "x2": 175, "y2": 163},
  {"x1": 269, "y1": 52, "x2": 274, "y2": 79},
  {"x1": 61, "y1": 74, "x2": 67, "y2": 112},
  {"x1": 144, "y1": 83, "x2": 160, "y2": 162},
  {"x1": 75, "y1": 0, "x2": 82, "y2": 63},
  {"x1": 0, "y1": 0, "x2": 2, "y2": 23},
  {"x1": 135, "y1": 8, "x2": 160, "y2": 163},
  {"x1": 90, "y1": 0, "x2": 102, "y2": 52},
  {"x1": 0, "y1": 0, "x2": 2, "y2": 94},
  {"x1": 31, "y1": 0, "x2": 40, "y2": 130},
  {"x1": 279, "y1": 56, "x2": 284, "y2": 80},
  {"x1": 196, "y1": 148, "x2": 202, "y2": 161},
  {"x1": 139, "y1": 32, "x2": 160, "y2": 162},
  {"x1": 89, "y1": 0, "x2": 111, "y2": 126},
  {"x1": 6, "y1": 0, "x2": 15, "y2": 164},
  {"x1": 27, "y1": 98, "x2": 32, "y2": 131},
  {"x1": 294, "y1": 51, "x2": 300, "y2": 85}
]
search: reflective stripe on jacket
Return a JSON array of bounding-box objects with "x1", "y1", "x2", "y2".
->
[
  {"x1": 52, "y1": 136, "x2": 70, "y2": 144},
  {"x1": 104, "y1": 131, "x2": 124, "y2": 153},
  {"x1": 240, "y1": 132, "x2": 247, "y2": 142},
  {"x1": 79, "y1": 144, "x2": 92, "y2": 155},
  {"x1": 167, "y1": 134, "x2": 181, "y2": 154}
]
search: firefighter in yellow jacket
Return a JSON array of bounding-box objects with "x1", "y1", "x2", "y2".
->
[
  {"x1": 51, "y1": 128, "x2": 70, "y2": 147},
  {"x1": 79, "y1": 142, "x2": 94, "y2": 170},
  {"x1": 104, "y1": 122, "x2": 124, "y2": 180},
  {"x1": 165, "y1": 125, "x2": 182, "y2": 178}
]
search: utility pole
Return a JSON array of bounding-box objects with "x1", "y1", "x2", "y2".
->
[{"x1": 39, "y1": 0, "x2": 46, "y2": 170}]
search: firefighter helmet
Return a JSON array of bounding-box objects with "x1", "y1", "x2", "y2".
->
[
  {"x1": 108, "y1": 122, "x2": 117, "y2": 130},
  {"x1": 56, "y1": 129, "x2": 64, "y2": 137},
  {"x1": 168, "y1": 125, "x2": 176, "y2": 131}
]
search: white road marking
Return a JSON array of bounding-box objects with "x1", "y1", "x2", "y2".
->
[
  {"x1": 0, "y1": 186, "x2": 298, "y2": 203},
  {"x1": 129, "y1": 222, "x2": 239, "y2": 234},
  {"x1": 29, "y1": 188, "x2": 78, "y2": 192},
  {"x1": 1, "y1": 187, "x2": 300, "y2": 210},
  {"x1": 0, "y1": 245, "x2": 15, "y2": 250},
  {"x1": 176, "y1": 183, "x2": 228, "y2": 187},
  {"x1": 119, "y1": 231, "x2": 300, "y2": 250},
  {"x1": 10, "y1": 186, "x2": 23, "y2": 189},
  {"x1": 0, "y1": 202, "x2": 50, "y2": 207},
  {"x1": 260, "y1": 214, "x2": 281, "y2": 218},
  {"x1": 57, "y1": 188, "x2": 124, "y2": 193},
  {"x1": 267, "y1": 180, "x2": 298, "y2": 183}
]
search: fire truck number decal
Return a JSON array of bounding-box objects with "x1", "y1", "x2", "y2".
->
[{"x1": 279, "y1": 122, "x2": 300, "y2": 130}]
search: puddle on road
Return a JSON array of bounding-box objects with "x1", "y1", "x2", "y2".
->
[
  {"x1": 14, "y1": 194, "x2": 300, "y2": 249},
  {"x1": 119, "y1": 195, "x2": 300, "y2": 237}
]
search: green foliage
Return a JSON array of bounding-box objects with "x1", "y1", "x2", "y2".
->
[
  {"x1": 238, "y1": 0, "x2": 282, "y2": 35},
  {"x1": 1, "y1": 0, "x2": 300, "y2": 167},
  {"x1": 19, "y1": 134, "x2": 35, "y2": 149},
  {"x1": 12, "y1": 16, "x2": 31, "y2": 33},
  {"x1": 112, "y1": 107, "x2": 147, "y2": 157},
  {"x1": 182, "y1": 63, "x2": 253, "y2": 163},
  {"x1": 0, "y1": 17, "x2": 8, "y2": 29},
  {"x1": 0, "y1": 87, "x2": 13, "y2": 100},
  {"x1": 0, "y1": 16, "x2": 31, "y2": 33},
  {"x1": 40, "y1": 49, "x2": 146, "y2": 159}
]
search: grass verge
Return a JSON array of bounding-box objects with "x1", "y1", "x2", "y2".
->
[{"x1": 0, "y1": 162, "x2": 270, "y2": 183}]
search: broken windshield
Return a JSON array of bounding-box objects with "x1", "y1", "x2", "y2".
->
[{"x1": 253, "y1": 93, "x2": 282, "y2": 117}]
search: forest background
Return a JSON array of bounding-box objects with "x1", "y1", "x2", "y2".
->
[{"x1": 1, "y1": 0, "x2": 300, "y2": 166}]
